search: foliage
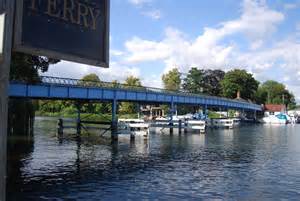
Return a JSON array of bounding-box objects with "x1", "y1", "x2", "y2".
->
[
  {"x1": 182, "y1": 68, "x2": 204, "y2": 94},
  {"x1": 10, "y1": 53, "x2": 59, "y2": 82},
  {"x1": 9, "y1": 53, "x2": 59, "y2": 135},
  {"x1": 162, "y1": 68, "x2": 181, "y2": 91},
  {"x1": 124, "y1": 75, "x2": 142, "y2": 89},
  {"x1": 79, "y1": 73, "x2": 101, "y2": 87},
  {"x1": 221, "y1": 69, "x2": 259, "y2": 100},
  {"x1": 255, "y1": 80, "x2": 296, "y2": 108},
  {"x1": 201, "y1": 70, "x2": 225, "y2": 96},
  {"x1": 182, "y1": 68, "x2": 225, "y2": 96},
  {"x1": 81, "y1": 73, "x2": 101, "y2": 82}
]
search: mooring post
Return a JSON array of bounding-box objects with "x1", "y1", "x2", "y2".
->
[
  {"x1": 184, "y1": 120, "x2": 188, "y2": 134},
  {"x1": 137, "y1": 103, "x2": 140, "y2": 119},
  {"x1": 111, "y1": 99, "x2": 118, "y2": 142},
  {"x1": 169, "y1": 102, "x2": 175, "y2": 135},
  {"x1": 76, "y1": 104, "x2": 81, "y2": 136},
  {"x1": 57, "y1": 119, "x2": 64, "y2": 136},
  {"x1": 203, "y1": 105, "x2": 208, "y2": 118},
  {"x1": 226, "y1": 107, "x2": 229, "y2": 118},
  {"x1": 130, "y1": 133, "x2": 135, "y2": 142},
  {"x1": 0, "y1": 1, "x2": 15, "y2": 200},
  {"x1": 179, "y1": 119, "x2": 182, "y2": 134}
]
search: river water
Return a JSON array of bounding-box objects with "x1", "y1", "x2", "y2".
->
[{"x1": 6, "y1": 117, "x2": 300, "y2": 200}]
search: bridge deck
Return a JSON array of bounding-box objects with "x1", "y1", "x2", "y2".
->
[{"x1": 9, "y1": 76, "x2": 262, "y2": 111}]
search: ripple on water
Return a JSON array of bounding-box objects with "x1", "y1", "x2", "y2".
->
[{"x1": 6, "y1": 120, "x2": 300, "y2": 200}]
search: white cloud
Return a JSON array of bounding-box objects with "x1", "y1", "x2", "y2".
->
[
  {"x1": 110, "y1": 49, "x2": 124, "y2": 57},
  {"x1": 142, "y1": 9, "x2": 162, "y2": 20},
  {"x1": 128, "y1": 0, "x2": 162, "y2": 20},
  {"x1": 121, "y1": 0, "x2": 300, "y2": 100},
  {"x1": 124, "y1": 0, "x2": 284, "y2": 67},
  {"x1": 284, "y1": 3, "x2": 298, "y2": 10},
  {"x1": 128, "y1": 0, "x2": 151, "y2": 6},
  {"x1": 42, "y1": 61, "x2": 140, "y2": 83}
]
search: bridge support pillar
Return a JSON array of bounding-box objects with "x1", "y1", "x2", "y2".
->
[
  {"x1": 203, "y1": 105, "x2": 208, "y2": 117},
  {"x1": 111, "y1": 99, "x2": 118, "y2": 142},
  {"x1": 179, "y1": 120, "x2": 182, "y2": 134},
  {"x1": 169, "y1": 102, "x2": 176, "y2": 135}
]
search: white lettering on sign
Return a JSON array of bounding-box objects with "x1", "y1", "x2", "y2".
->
[{"x1": 28, "y1": 0, "x2": 101, "y2": 30}]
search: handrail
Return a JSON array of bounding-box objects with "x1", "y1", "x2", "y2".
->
[{"x1": 11, "y1": 76, "x2": 262, "y2": 109}]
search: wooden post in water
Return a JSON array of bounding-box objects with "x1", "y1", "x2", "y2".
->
[
  {"x1": 178, "y1": 119, "x2": 182, "y2": 134},
  {"x1": 184, "y1": 120, "x2": 188, "y2": 134},
  {"x1": 111, "y1": 99, "x2": 118, "y2": 142},
  {"x1": 57, "y1": 119, "x2": 64, "y2": 136},
  {"x1": 76, "y1": 104, "x2": 81, "y2": 136},
  {"x1": 169, "y1": 102, "x2": 175, "y2": 135},
  {"x1": 0, "y1": 1, "x2": 15, "y2": 200}
]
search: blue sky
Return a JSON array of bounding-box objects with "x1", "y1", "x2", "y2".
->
[{"x1": 44, "y1": 0, "x2": 300, "y2": 102}]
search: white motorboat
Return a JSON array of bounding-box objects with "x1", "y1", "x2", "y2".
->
[
  {"x1": 186, "y1": 120, "x2": 206, "y2": 133},
  {"x1": 260, "y1": 114, "x2": 288, "y2": 124},
  {"x1": 118, "y1": 119, "x2": 150, "y2": 137},
  {"x1": 208, "y1": 118, "x2": 240, "y2": 129}
]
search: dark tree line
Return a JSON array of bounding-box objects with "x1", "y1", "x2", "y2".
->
[{"x1": 162, "y1": 67, "x2": 296, "y2": 108}]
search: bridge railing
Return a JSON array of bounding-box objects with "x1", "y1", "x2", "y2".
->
[{"x1": 12, "y1": 76, "x2": 261, "y2": 109}]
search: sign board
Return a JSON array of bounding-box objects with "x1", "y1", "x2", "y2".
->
[
  {"x1": 0, "y1": 14, "x2": 4, "y2": 61},
  {"x1": 14, "y1": 0, "x2": 110, "y2": 67}
]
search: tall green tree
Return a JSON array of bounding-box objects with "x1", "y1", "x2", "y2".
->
[
  {"x1": 9, "y1": 53, "x2": 59, "y2": 136},
  {"x1": 182, "y1": 67, "x2": 204, "y2": 94},
  {"x1": 162, "y1": 68, "x2": 181, "y2": 91},
  {"x1": 182, "y1": 68, "x2": 225, "y2": 96},
  {"x1": 202, "y1": 69, "x2": 225, "y2": 96},
  {"x1": 221, "y1": 69, "x2": 259, "y2": 100},
  {"x1": 81, "y1": 73, "x2": 101, "y2": 82},
  {"x1": 255, "y1": 80, "x2": 296, "y2": 108},
  {"x1": 124, "y1": 76, "x2": 142, "y2": 87},
  {"x1": 10, "y1": 52, "x2": 59, "y2": 82}
]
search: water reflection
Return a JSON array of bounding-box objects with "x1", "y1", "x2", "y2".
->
[{"x1": 7, "y1": 118, "x2": 300, "y2": 200}]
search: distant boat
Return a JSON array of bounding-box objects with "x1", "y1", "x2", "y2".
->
[
  {"x1": 118, "y1": 119, "x2": 150, "y2": 137},
  {"x1": 207, "y1": 118, "x2": 241, "y2": 129},
  {"x1": 260, "y1": 113, "x2": 288, "y2": 124}
]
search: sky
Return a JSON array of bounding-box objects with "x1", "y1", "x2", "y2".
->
[{"x1": 43, "y1": 0, "x2": 300, "y2": 102}]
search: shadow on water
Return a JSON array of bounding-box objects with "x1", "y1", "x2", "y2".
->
[{"x1": 6, "y1": 118, "x2": 300, "y2": 200}]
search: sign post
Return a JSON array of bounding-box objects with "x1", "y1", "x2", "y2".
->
[
  {"x1": 0, "y1": 13, "x2": 4, "y2": 61},
  {"x1": 0, "y1": 1, "x2": 15, "y2": 201},
  {"x1": 1, "y1": 0, "x2": 109, "y2": 199}
]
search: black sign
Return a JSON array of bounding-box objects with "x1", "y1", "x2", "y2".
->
[{"x1": 14, "y1": 0, "x2": 110, "y2": 67}]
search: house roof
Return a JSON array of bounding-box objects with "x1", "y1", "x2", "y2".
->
[{"x1": 264, "y1": 104, "x2": 286, "y2": 112}]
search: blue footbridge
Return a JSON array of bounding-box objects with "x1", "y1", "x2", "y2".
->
[{"x1": 9, "y1": 76, "x2": 262, "y2": 139}]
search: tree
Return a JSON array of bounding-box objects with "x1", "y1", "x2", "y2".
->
[
  {"x1": 202, "y1": 69, "x2": 225, "y2": 96},
  {"x1": 81, "y1": 73, "x2": 101, "y2": 82},
  {"x1": 124, "y1": 76, "x2": 142, "y2": 87},
  {"x1": 182, "y1": 68, "x2": 225, "y2": 96},
  {"x1": 80, "y1": 73, "x2": 101, "y2": 87},
  {"x1": 162, "y1": 68, "x2": 181, "y2": 91},
  {"x1": 255, "y1": 80, "x2": 296, "y2": 108},
  {"x1": 9, "y1": 53, "x2": 59, "y2": 136},
  {"x1": 10, "y1": 52, "x2": 59, "y2": 82},
  {"x1": 182, "y1": 67, "x2": 204, "y2": 94},
  {"x1": 221, "y1": 69, "x2": 259, "y2": 100},
  {"x1": 111, "y1": 80, "x2": 121, "y2": 88}
]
